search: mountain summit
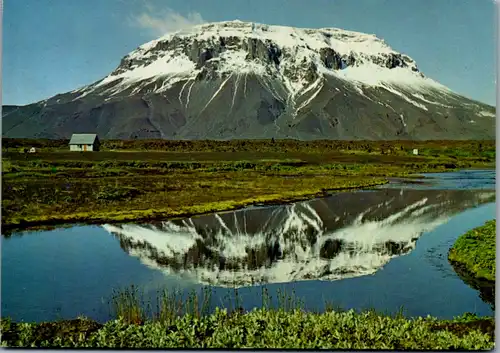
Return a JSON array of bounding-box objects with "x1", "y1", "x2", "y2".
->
[{"x1": 3, "y1": 21, "x2": 495, "y2": 140}]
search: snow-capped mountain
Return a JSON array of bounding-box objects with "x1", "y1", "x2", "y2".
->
[
  {"x1": 3, "y1": 21, "x2": 495, "y2": 139},
  {"x1": 103, "y1": 189, "x2": 495, "y2": 287}
]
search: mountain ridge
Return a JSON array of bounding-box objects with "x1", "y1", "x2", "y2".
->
[{"x1": 2, "y1": 20, "x2": 495, "y2": 140}]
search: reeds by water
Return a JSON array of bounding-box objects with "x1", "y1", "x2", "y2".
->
[{"x1": 109, "y1": 284, "x2": 346, "y2": 325}]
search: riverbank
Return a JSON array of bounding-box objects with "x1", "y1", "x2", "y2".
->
[
  {"x1": 1, "y1": 172, "x2": 388, "y2": 234},
  {"x1": 0, "y1": 309, "x2": 494, "y2": 349},
  {"x1": 449, "y1": 219, "x2": 496, "y2": 282},
  {"x1": 1, "y1": 283, "x2": 495, "y2": 348},
  {"x1": 2, "y1": 140, "x2": 495, "y2": 234},
  {"x1": 448, "y1": 220, "x2": 496, "y2": 309}
]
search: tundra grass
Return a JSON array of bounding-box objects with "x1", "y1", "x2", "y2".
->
[
  {"x1": 448, "y1": 220, "x2": 496, "y2": 282},
  {"x1": 2, "y1": 144, "x2": 494, "y2": 233},
  {"x1": 0, "y1": 286, "x2": 494, "y2": 349},
  {"x1": 1, "y1": 169, "x2": 388, "y2": 232}
]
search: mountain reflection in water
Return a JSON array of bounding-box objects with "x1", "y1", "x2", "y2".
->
[{"x1": 103, "y1": 189, "x2": 495, "y2": 287}]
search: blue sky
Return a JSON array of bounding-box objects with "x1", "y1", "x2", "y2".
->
[{"x1": 3, "y1": 0, "x2": 496, "y2": 106}]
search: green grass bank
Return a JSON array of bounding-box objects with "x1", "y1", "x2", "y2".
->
[{"x1": 448, "y1": 220, "x2": 496, "y2": 282}]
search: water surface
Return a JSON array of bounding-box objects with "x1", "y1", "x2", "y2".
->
[
  {"x1": 1, "y1": 170, "x2": 496, "y2": 322},
  {"x1": 381, "y1": 169, "x2": 495, "y2": 190}
]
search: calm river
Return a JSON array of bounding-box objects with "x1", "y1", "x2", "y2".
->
[{"x1": 1, "y1": 169, "x2": 496, "y2": 322}]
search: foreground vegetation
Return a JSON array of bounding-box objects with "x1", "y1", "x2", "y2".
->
[
  {"x1": 1, "y1": 139, "x2": 494, "y2": 234},
  {"x1": 0, "y1": 286, "x2": 495, "y2": 349},
  {"x1": 449, "y1": 220, "x2": 496, "y2": 282},
  {"x1": 1, "y1": 310, "x2": 494, "y2": 349}
]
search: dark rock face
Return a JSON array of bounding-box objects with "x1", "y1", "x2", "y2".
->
[
  {"x1": 369, "y1": 53, "x2": 408, "y2": 69},
  {"x1": 198, "y1": 48, "x2": 215, "y2": 67},
  {"x1": 320, "y1": 48, "x2": 343, "y2": 70},
  {"x1": 188, "y1": 40, "x2": 223, "y2": 68},
  {"x1": 268, "y1": 43, "x2": 282, "y2": 66},
  {"x1": 342, "y1": 53, "x2": 356, "y2": 69},
  {"x1": 243, "y1": 38, "x2": 281, "y2": 65},
  {"x1": 385, "y1": 53, "x2": 407, "y2": 69},
  {"x1": 304, "y1": 61, "x2": 319, "y2": 82}
]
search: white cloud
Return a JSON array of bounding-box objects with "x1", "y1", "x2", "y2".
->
[{"x1": 130, "y1": 3, "x2": 206, "y2": 37}]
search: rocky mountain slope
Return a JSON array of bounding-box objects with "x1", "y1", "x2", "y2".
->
[{"x1": 2, "y1": 21, "x2": 495, "y2": 140}]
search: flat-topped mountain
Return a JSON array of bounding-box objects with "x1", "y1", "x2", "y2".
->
[{"x1": 2, "y1": 21, "x2": 495, "y2": 140}]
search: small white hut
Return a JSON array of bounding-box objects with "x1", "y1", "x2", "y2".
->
[{"x1": 69, "y1": 134, "x2": 100, "y2": 152}]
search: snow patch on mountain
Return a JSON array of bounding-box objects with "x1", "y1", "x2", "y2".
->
[
  {"x1": 381, "y1": 85, "x2": 429, "y2": 111},
  {"x1": 78, "y1": 20, "x2": 453, "y2": 104},
  {"x1": 411, "y1": 93, "x2": 454, "y2": 108},
  {"x1": 96, "y1": 53, "x2": 197, "y2": 90},
  {"x1": 167, "y1": 20, "x2": 394, "y2": 55},
  {"x1": 478, "y1": 110, "x2": 496, "y2": 118},
  {"x1": 332, "y1": 63, "x2": 447, "y2": 92},
  {"x1": 296, "y1": 77, "x2": 324, "y2": 112}
]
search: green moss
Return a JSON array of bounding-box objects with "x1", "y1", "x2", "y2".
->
[{"x1": 448, "y1": 220, "x2": 496, "y2": 282}]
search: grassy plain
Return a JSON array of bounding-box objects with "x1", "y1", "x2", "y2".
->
[{"x1": 1, "y1": 139, "x2": 495, "y2": 234}]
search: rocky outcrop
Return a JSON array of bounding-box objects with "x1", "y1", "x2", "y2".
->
[{"x1": 319, "y1": 48, "x2": 343, "y2": 70}]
